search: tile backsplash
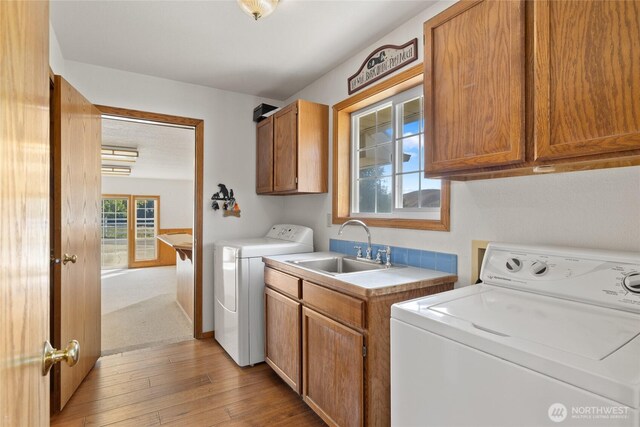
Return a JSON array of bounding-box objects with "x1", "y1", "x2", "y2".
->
[{"x1": 329, "y1": 239, "x2": 458, "y2": 274}]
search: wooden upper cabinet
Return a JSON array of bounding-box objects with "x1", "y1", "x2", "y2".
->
[
  {"x1": 533, "y1": 0, "x2": 640, "y2": 161},
  {"x1": 256, "y1": 116, "x2": 274, "y2": 194},
  {"x1": 257, "y1": 99, "x2": 328, "y2": 194},
  {"x1": 274, "y1": 104, "x2": 298, "y2": 192},
  {"x1": 424, "y1": 0, "x2": 525, "y2": 174}
]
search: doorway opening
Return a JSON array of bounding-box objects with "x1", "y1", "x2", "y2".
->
[{"x1": 97, "y1": 106, "x2": 205, "y2": 355}]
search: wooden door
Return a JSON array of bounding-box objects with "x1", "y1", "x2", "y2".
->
[
  {"x1": 302, "y1": 307, "x2": 364, "y2": 427},
  {"x1": 0, "y1": 1, "x2": 51, "y2": 424},
  {"x1": 52, "y1": 76, "x2": 102, "y2": 411},
  {"x1": 533, "y1": 0, "x2": 640, "y2": 161},
  {"x1": 265, "y1": 287, "x2": 302, "y2": 393},
  {"x1": 424, "y1": 0, "x2": 525, "y2": 173},
  {"x1": 273, "y1": 103, "x2": 298, "y2": 192},
  {"x1": 256, "y1": 116, "x2": 274, "y2": 194}
]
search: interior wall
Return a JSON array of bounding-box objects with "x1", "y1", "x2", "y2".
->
[
  {"x1": 49, "y1": 21, "x2": 65, "y2": 75},
  {"x1": 281, "y1": 0, "x2": 640, "y2": 287},
  {"x1": 58, "y1": 59, "x2": 284, "y2": 333},
  {"x1": 102, "y1": 176, "x2": 194, "y2": 229}
]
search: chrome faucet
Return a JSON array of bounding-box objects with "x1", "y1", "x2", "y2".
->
[{"x1": 338, "y1": 219, "x2": 372, "y2": 260}]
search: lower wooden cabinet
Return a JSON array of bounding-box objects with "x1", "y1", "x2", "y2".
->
[
  {"x1": 302, "y1": 307, "x2": 364, "y2": 427},
  {"x1": 264, "y1": 287, "x2": 301, "y2": 393},
  {"x1": 263, "y1": 265, "x2": 456, "y2": 427}
]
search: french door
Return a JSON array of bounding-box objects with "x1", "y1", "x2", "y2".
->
[
  {"x1": 131, "y1": 196, "x2": 159, "y2": 267},
  {"x1": 101, "y1": 195, "x2": 160, "y2": 269}
]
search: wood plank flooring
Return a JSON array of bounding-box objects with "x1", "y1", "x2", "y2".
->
[{"x1": 51, "y1": 339, "x2": 325, "y2": 427}]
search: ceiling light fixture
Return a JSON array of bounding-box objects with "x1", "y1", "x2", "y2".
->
[
  {"x1": 101, "y1": 146, "x2": 139, "y2": 162},
  {"x1": 101, "y1": 165, "x2": 131, "y2": 176},
  {"x1": 237, "y1": 0, "x2": 279, "y2": 21}
]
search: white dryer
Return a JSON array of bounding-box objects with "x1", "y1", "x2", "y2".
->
[
  {"x1": 391, "y1": 243, "x2": 640, "y2": 426},
  {"x1": 214, "y1": 224, "x2": 313, "y2": 366}
]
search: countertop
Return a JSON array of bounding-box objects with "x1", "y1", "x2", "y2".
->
[
  {"x1": 263, "y1": 251, "x2": 457, "y2": 299},
  {"x1": 157, "y1": 233, "x2": 192, "y2": 250},
  {"x1": 157, "y1": 233, "x2": 193, "y2": 261}
]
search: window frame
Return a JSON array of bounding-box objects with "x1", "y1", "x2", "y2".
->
[
  {"x1": 100, "y1": 194, "x2": 162, "y2": 268},
  {"x1": 101, "y1": 195, "x2": 130, "y2": 269},
  {"x1": 332, "y1": 64, "x2": 450, "y2": 231},
  {"x1": 350, "y1": 84, "x2": 441, "y2": 219},
  {"x1": 131, "y1": 195, "x2": 160, "y2": 265}
]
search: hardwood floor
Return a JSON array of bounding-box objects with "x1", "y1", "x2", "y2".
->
[{"x1": 51, "y1": 339, "x2": 325, "y2": 426}]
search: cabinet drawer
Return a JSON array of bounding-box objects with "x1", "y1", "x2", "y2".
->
[
  {"x1": 265, "y1": 267, "x2": 301, "y2": 299},
  {"x1": 302, "y1": 281, "x2": 365, "y2": 329}
]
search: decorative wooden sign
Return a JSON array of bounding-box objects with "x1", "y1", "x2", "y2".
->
[{"x1": 347, "y1": 38, "x2": 418, "y2": 94}]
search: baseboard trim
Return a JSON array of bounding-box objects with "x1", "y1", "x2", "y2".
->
[{"x1": 198, "y1": 331, "x2": 214, "y2": 339}]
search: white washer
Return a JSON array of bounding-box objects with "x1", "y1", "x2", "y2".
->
[
  {"x1": 214, "y1": 224, "x2": 313, "y2": 367},
  {"x1": 391, "y1": 243, "x2": 640, "y2": 427}
]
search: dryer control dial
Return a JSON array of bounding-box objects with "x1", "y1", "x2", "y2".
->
[
  {"x1": 623, "y1": 272, "x2": 640, "y2": 294},
  {"x1": 505, "y1": 257, "x2": 522, "y2": 272},
  {"x1": 530, "y1": 261, "x2": 548, "y2": 276}
]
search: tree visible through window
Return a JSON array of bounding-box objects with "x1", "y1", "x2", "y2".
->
[{"x1": 351, "y1": 85, "x2": 441, "y2": 219}]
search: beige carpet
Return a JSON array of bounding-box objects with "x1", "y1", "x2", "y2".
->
[{"x1": 101, "y1": 266, "x2": 193, "y2": 356}]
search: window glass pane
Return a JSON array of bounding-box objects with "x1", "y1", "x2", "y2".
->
[
  {"x1": 101, "y1": 197, "x2": 128, "y2": 269},
  {"x1": 358, "y1": 148, "x2": 376, "y2": 178},
  {"x1": 397, "y1": 136, "x2": 420, "y2": 174},
  {"x1": 350, "y1": 85, "x2": 441, "y2": 218},
  {"x1": 134, "y1": 198, "x2": 157, "y2": 261},
  {"x1": 375, "y1": 144, "x2": 392, "y2": 177},
  {"x1": 358, "y1": 112, "x2": 376, "y2": 149},
  {"x1": 358, "y1": 179, "x2": 376, "y2": 213},
  {"x1": 402, "y1": 98, "x2": 421, "y2": 137},
  {"x1": 398, "y1": 172, "x2": 421, "y2": 208},
  {"x1": 377, "y1": 106, "x2": 392, "y2": 144},
  {"x1": 376, "y1": 177, "x2": 392, "y2": 213},
  {"x1": 420, "y1": 178, "x2": 442, "y2": 208}
]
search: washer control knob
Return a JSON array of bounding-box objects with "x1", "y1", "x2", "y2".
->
[
  {"x1": 506, "y1": 257, "x2": 523, "y2": 272},
  {"x1": 623, "y1": 272, "x2": 640, "y2": 294},
  {"x1": 530, "y1": 261, "x2": 548, "y2": 276}
]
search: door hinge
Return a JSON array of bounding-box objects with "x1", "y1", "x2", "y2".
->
[
  {"x1": 362, "y1": 345, "x2": 367, "y2": 358},
  {"x1": 295, "y1": 177, "x2": 298, "y2": 184}
]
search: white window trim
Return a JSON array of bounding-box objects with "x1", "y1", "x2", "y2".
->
[{"x1": 350, "y1": 84, "x2": 441, "y2": 220}]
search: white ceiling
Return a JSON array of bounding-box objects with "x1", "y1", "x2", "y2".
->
[
  {"x1": 102, "y1": 118, "x2": 195, "y2": 180},
  {"x1": 50, "y1": 0, "x2": 434, "y2": 100}
]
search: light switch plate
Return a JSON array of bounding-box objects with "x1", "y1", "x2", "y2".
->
[{"x1": 326, "y1": 213, "x2": 332, "y2": 227}]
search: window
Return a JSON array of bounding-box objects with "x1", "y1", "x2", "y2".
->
[
  {"x1": 133, "y1": 196, "x2": 159, "y2": 262},
  {"x1": 333, "y1": 64, "x2": 450, "y2": 231},
  {"x1": 100, "y1": 194, "x2": 161, "y2": 269},
  {"x1": 351, "y1": 85, "x2": 442, "y2": 219},
  {"x1": 101, "y1": 197, "x2": 129, "y2": 269}
]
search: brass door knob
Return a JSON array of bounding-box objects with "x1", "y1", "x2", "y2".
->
[
  {"x1": 42, "y1": 340, "x2": 80, "y2": 376},
  {"x1": 62, "y1": 253, "x2": 77, "y2": 265}
]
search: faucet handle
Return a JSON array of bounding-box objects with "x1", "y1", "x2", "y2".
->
[
  {"x1": 376, "y1": 249, "x2": 385, "y2": 264},
  {"x1": 353, "y1": 246, "x2": 363, "y2": 258},
  {"x1": 385, "y1": 246, "x2": 392, "y2": 267}
]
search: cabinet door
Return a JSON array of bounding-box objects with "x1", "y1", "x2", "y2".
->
[
  {"x1": 256, "y1": 116, "x2": 274, "y2": 194},
  {"x1": 302, "y1": 307, "x2": 364, "y2": 427},
  {"x1": 265, "y1": 287, "x2": 301, "y2": 393},
  {"x1": 273, "y1": 103, "x2": 298, "y2": 192},
  {"x1": 534, "y1": 0, "x2": 640, "y2": 161},
  {"x1": 424, "y1": 0, "x2": 525, "y2": 173}
]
